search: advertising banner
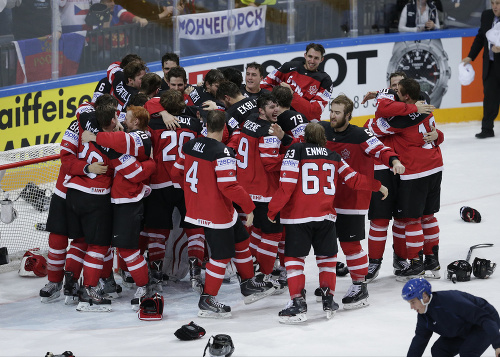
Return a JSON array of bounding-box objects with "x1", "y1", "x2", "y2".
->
[{"x1": 177, "y1": 6, "x2": 267, "y2": 57}]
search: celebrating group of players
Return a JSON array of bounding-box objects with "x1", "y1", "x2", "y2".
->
[{"x1": 38, "y1": 42, "x2": 444, "y2": 323}]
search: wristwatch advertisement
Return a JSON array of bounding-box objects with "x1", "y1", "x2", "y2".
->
[{"x1": 387, "y1": 39, "x2": 451, "y2": 108}]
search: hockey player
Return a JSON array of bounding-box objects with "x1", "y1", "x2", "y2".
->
[
  {"x1": 261, "y1": 43, "x2": 333, "y2": 121},
  {"x1": 144, "y1": 89, "x2": 205, "y2": 292},
  {"x1": 241, "y1": 62, "x2": 270, "y2": 99},
  {"x1": 39, "y1": 119, "x2": 106, "y2": 304},
  {"x1": 364, "y1": 74, "x2": 443, "y2": 282},
  {"x1": 272, "y1": 85, "x2": 308, "y2": 141},
  {"x1": 81, "y1": 104, "x2": 157, "y2": 309},
  {"x1": 318, "y1": 94, "x2": 405, "y2": 309},
  {"x1": 268, "y1": 123, "x2": 388, "y2": 324},
  {"x1": 402, "y1": 278, "x2": 500, "y2": 357},
  {"x1": 160, "y1": 52, "x2": 180, "y2": 92},
  {"x1": 186, "y1": 69, "x2": 225, "y2": 111},
  {"x1": 171, "y1": 110, "x2": 275, "y2": 318},
  {"x1": 366, "y1": 78, "x2": 443, "y2": 281},
  {"x1": 215, "y1": 80, "x2": 258, "y2": 137},
  {"x1": 227, "y1": 93, "x2": 293, "y2": 289}
]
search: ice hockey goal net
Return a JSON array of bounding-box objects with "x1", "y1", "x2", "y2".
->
[{"x1": 0, "y1": 144, "x2": 61, "y2": 272}]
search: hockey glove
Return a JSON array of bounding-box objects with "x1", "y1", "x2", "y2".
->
[
  {"x1": 174, "y1": 321, "x2": 206, "y2": 341},
  {"x1": 472, "y1": 257, "x2": 496, "y2": 279},
  {"x1": 460, "y1": 206, "x2": 481, "y2": 223}
]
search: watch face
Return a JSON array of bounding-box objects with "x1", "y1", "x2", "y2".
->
[{"x1": 394, "y1": 49, "x2": 440, "y2": 96}]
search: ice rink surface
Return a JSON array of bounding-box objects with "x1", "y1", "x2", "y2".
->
[{"x1": 1, "y1": 121, "x2": 499, "y2": 357}]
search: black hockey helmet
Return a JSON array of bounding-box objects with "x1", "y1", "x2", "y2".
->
[
  {"x1": 446, "y1": 260, "x2": 472, "y2": 283},
  {"x1": 472, "y1": 257, "x2": 496, "y2": 279},
  {"x1": 203, "y1": 334, "x2": 234, "y2": 357}
]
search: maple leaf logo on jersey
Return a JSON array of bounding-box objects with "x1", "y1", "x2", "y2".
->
[
  {"x1": 308, "y1": 85, "x2": 318, "y2": 96},
  {"x1": 341, "y1": 148, "x2": 350, "y2": 160}
]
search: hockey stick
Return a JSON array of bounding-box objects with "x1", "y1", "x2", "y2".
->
[{"x1": 466, "y1": 243, "x2": 494, "y2": 263}]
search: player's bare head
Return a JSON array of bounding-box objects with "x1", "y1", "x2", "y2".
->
[
  {"x1": 129, "y1": 92, "x2": 149, "y2": 107},
  {"x1": 389, "y1": 71, "x2": 407, "y2": 90},
  {"x1": 161, "y1": 52, "x2": 180, "y2": 67},
  {"x1": 272, "y1": 86, "x2": 293, "y2": 108},
  {"x1": 204, "y1": 69, "x2": 225, "y2": 87},
  {"x1": 398, "y1": 78, "x2": 421, "y2": 101},
  {"x1": 126, "y1": 105, "x2": 150, "y2": 130},
  {"x1": 222, "y1": 67, "x2": 243, "y2": 88},
  {"x1": 306, "y1": 43, "x2": 325, "y2": 57},
  {"x1": 160, "y1": 89, "x2": 186, "y2": 116},
  {"x1": 304, "y1": 122, "x2": 327, "y2": 147},
  {"x1": 246, "y1": 62, "x2": 264, "y2": 77},
  {"x1": 96, "y1": 97, "x2": 118, "y2": 130},
  {"x1": 207, "y1": 110, "x2": 226, "y2": 133},
  {"x1": 140, "y1": 72, "x2": 161, "y2": 97},
  {"x1": 257, "y1": 93, "x2": 277, "y2": 111},
  {"x1": 167, "y1": 66, "x2": 187, "y2": 83},
  {"x1": 124, "y1": 60, "x2": 147, "y2": 88},
  {"x1": 120, "y1": 54, "x2": 142, "y2": 68},
  {"x1": 95, "y1": 93, "x2": 118, "y2": 109},
  {"x1": 216, "y1": 80, "x2": 241, "y2": 101},
  {"x1": 331, "y1": 95, "x2": 353, "y2": 119}
]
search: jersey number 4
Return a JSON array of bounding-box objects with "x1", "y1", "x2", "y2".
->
[{"x1": 186, "y1": 161, "x2": 199, "y2": 193}]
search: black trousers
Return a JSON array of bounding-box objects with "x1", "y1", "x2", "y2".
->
[{"x1": 482, "y1": 62, "x2": 500, "y2": 131}]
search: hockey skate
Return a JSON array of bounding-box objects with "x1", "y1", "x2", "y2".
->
[
  {"x1": 76, "y1": 285, "x2": 112, "y2": 312},
  {"x1": 365, "y1": 258, "x2": 383, "y2": 283},
  {"x1": 336, "y1": 261, "x2": 349, "y2": 277},
  {"x1": 278, "y1": 290, "x2": 307, "y2": 324},
  {"x1": 342, "y1": 282, "x2": 369, "y2": 310},
  {"x1": 255, "y1": 272, "x2": 287, "y2": 296},
  {"x1": 319, "y1": 287, "x2": 339, "y2": 319},
  {"x1": 63, "y1": 271, "x2": 79, "y2": 305},
  {"x1": 240, "y1": 276, "x2": 275, "y2": 304},
  {"x1": 393, "y1": 252, "x2": 410, "y2": 274},
  {"x1": 40, "y1": 281, "x2": 63, "y2": 303},
  {"x1": 98, "y1": 274, "x2": 122, "y2": 299},
  {"x1": 119, "y1": 268, "x2": 135, "y2": 288},
  {"x1": 131, "y1": 284, "x2": 154, "y2": 311},
  {"x1": 271, "y1": 266, "x2": 288, "y2": 295},
  {"x1": 188, "y1": 257, "x2": 203, "y2": 294},
  {"x1": 198, "y1": 293, "x2": 232, "y2": 319},
  {"x1": 149, "y1": 260, "x2": 167, "y2": 292},
  {"x1": 314, "y1": 287, "x2": 323, "y2": 302},
  {"x1": 396, "y1": 251, "x2": 425, "y2": 282},
  {"x1": 423, "y1": 245, "x2": 441, "y2": 279}
]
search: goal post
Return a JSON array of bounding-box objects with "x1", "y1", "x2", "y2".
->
[{"x1": 0, "y1": 144, "x2": 61, "y2": 272}]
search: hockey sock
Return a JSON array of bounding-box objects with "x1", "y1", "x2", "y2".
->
[
  {"x1": 186, "y1": 228, "x2": 205, "y2": 264},
  {"x1": 284, "y1": 256, "x2": 305, "y2": 299},
  {"x1": 278, "y1": 229, "x2": 286, "y2": 268},
  {"x1": 403, "y1": 218, "x2": 424, "y2": 260},
  {"x1": 249, "y1": 227, "x2": 262, "y2": 257},
  {"x1": 316, "y1": 255, "x2": 337, "y2": 294},
  {"x1": 340, "y1": 241, "x2": 368, "y2": 282},
  {"x1": 256, "y1": 232, "x2": 282, "y2": 275},
  {"x1": 233, "y1": 239, "x2": 254, "y2": 280},
  {"x1": 392, "y1": 219, "x2": 407, "y2": 259},
  {"x1": 203, "y1": 258, "x2": 230, "y2": 296},
  {"x1": 117, "y1": 254, "x2": 128, "y2": 273},
  {"x1": 422, "y1": 215, "x2": 439, "y2": 255},
  {"x1": 138, "y1": 231, "x2": 149, "y2": 255},
  {"x1": 65, "y1": 237, "x2": 87, "y2": 280},
  {"x1": 118, "y1": 248, "x2": 149, "y2": 287},
  {"x1": 145, "y1": 228, "x2": 170, "y2": 263},
  {"x1": 368, "y1": 219, "x2": 390, "y2": 260},
  {"x1": 83, "y1": 244, "x2": 108, "y2": 287},
  {"x1": 100, "y1": 247, "x2": 114, "y2": 279},
  {"x1": 47, "y1": 233, "x2": 68, "y2": 283}
]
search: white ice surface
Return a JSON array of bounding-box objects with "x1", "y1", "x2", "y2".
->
[{"x1": 1, "y1": 121, "x2": 499, "y2": 357}]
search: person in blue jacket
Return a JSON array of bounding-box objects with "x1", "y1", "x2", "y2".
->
[{"x1": 402, "y1": 277, "x2": 500, "y2": 357}]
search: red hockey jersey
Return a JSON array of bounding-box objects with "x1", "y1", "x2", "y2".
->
[
  {"x1": 261, "y1": 60, "x2": 333, "y2": 121},
  {"x1": 171, "y1": 137, "x2": 255, "y2": 229},
  {"x1": 227, "y1": 115, "x2": 286, "y2": 202},
  {"x1": 268, "y1": 143, "x2": 381, "y2": 223},
  {"x1": 319, "y1": 121, "x2": 398, "y2": 214}
]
